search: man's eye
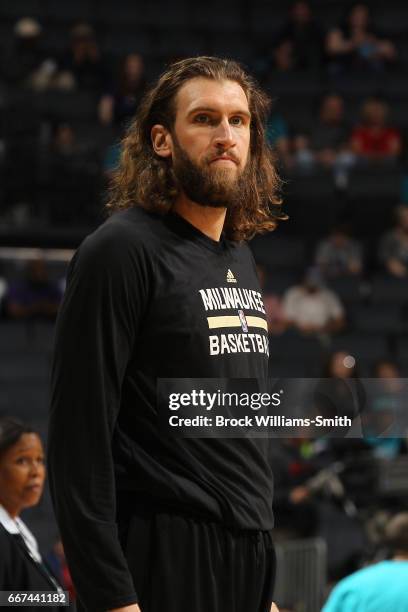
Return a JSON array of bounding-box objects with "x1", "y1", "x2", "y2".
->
[
  {"x1": 230, "y1": 116, "x2": 243, "y2": 126},
  {"x1": 194, "y1": 114, "x2": 210, "y2": 123}
]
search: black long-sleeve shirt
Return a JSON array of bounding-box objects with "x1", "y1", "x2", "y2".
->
[{"x1": 47, "y1": 207, "x2": 274, "y2": 611}]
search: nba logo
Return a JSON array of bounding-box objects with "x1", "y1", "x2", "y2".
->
[{"x1": 238, "y1": 310, "x2": 248, "y2": 332}]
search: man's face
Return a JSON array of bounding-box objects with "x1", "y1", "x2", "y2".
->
[{"x1": 165, "y1": 77, "x2": 251, "y2": 208}]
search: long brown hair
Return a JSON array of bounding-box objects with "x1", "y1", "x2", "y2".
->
[{"x1": 106, "y1": 56, "x2": 286, "y2": 241}]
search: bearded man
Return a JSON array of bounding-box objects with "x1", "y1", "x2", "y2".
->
[{"x1": 48, "y1": 56, "x2": 284, "y2": 612}]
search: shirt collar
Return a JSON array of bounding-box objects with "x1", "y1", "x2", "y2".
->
[
  {"x1": 0, "y1": 504, "x2": 19, "y2": 534},
  {"x1": 0, "y1": 504, "x2": 42, "y2": 563}
]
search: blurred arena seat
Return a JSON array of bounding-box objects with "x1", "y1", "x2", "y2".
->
[
  {"x1": 396, "y1": 334, "x2": 408, "y2": 361},
  {"x1": 94, "y1": 0, "x2": 151, "y2": 29},
  {"x1": 0, "y1": 352, "x2": 50, "y2": 383},
  {"x1": 269, "y1": 330, "x2": 325, "y2": 377},
  {"x1": 248, "y1": 0, "x2": 287, "y2": 36},
  {"x1": 36, "y1": 90, "x2": 98, "y2": 122},
  {"x1": 347, "y1": 166, "x2": 402, "y2": 201},
  {"x1": 377, "y1": 457, "x2": 408, "y2": 497},
  {"x1": 331, "y1": 332, "x2": 389, "y2": 365},
  {"x1": 326, "y1": 277, "x2": 365, "y2": 306},
  {"x1": 102, "y1": 30, "x2": 153, "y2": 59},
  {"x1": 0, "y1": 320, "x2": 55, "y2": 351},
  {"x1": 284, "y1": 172, "x2": 340, "y2": 239},
  {"x1": 0, "y1": 0, "x2": 43, "y2": 21},
  {"x1": 43, "y1": 0, "x2": 94, "y2": 25},
  {"x1": 251, "y1": 235, "x2": 306, "y2": 272},
  {"x1": 371, "y1": 275, "x2": 408, "y2": 305},
  {"x1": 351, "y1": 304, "x2": 403, "y2": 335}
]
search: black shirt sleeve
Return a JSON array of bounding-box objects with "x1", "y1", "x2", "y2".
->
[{"x1": 47, "y1": 222, "x2": 149, "y2": 611}]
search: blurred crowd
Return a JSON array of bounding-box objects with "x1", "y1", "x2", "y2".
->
[
  {"x1": 0, "y1": 2, "x2": 408, "y2": 224},
  {"x1": 258, "y1": 204, "x2": 408, "y2": 337}
]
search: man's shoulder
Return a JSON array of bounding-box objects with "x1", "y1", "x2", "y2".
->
[
  {"x1": 64, "y1": 207, "x2": 164, "y2": 283},
  {"x1": 79, "y1": 207, "x2": 163, "y2": 260},
  {"x1": 91, "y1": 206, "x2": 162, "y2": 243}
]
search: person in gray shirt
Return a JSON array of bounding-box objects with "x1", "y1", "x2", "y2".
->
[
  {"x1": 379, "y1": 205, "x2": 408, "y2": 278},
  {"x1": 315, "y1": 225, "x2": 363, "y2": 278}
]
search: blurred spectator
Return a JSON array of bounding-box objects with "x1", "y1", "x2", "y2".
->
[
  {"x1": 53, "y1": 122, "x2": 80, "y2": 158},
  {"x1": 99, "y1": 53, "x2": 146, "y2": 130},
  {"x1": 315, "y1": 225, "x2": 363, "y2": 278},
  {"x1": 319, "y1": 350, "x2": 365, "y2": 434},
  {"x1": 326, "y1": 2, "x2": 397, "y2": 75},
  {"x1": 379, "y1": 205, "x2": 408, "y2": 277},
  {"x1": 43, "y1": 121, "x2": 100, "y2": 189},
  {"x1": 4, "y1": 258, "x2": 62, "y2": 320},
  {"x1": 256, "y1": 265, "x2": 287, "y2": 335},
  {"x1": 49, "y1": 122, "x2": 97, "y2": 168},
  {"x1": 292, "y1": 133, "x2": 315, "y2": 172},
  {"x1": 1, "y1": 18, "x2": 57, "y2": 90},
  {"x1": 324, "y1": 350, "x2": 359, "y2": 380},
  {"x1": 310, "y1": 94, "x2": 354, "y2": 168},
  {"x1": 322, "y1": 513, "x2": 408, "y2": 611},
  {"x1": 0, "y1": 272, "x2": 7, "y2": 317},
  {"x1": 57, "y1": 23, "x2": 110, "y2": 93},
  {"x1": 266, "y1": 104, "x2": 292, "y2": 169},
  {"x1": 43, "y1": 120, "x2": 98, "y2": 182},
  {"x1": 293, "y1": 94, "x2": 356, "y2": 182},
  {"x1": 401, "y1": 172, "x2": 408, "y2": 205},
  {"x1": 264, "y1": 293, "x2": 287, "y2": 335},
  {"x1": 374, "y1": 359, "x2": 402, "y2": 380},
  {"x1": 103, "y1": 141, "x2": 122, "y2": 179},
  {"x1": 42, "y1": 122, "x2": 100, "y2": 225},
  {"x1": 271, "y1": 437, "x2": 321, "y2": 539},
  {"x1": 351, "y1": 98, "x2": 402, "y2": 162},
  {"x1": 45, "y1": 539, "x2": 75, "y2": 601},
  {"x1": 272, "y1": 434, "x2": 368, "y2": 578},
  {"x1": 276, "y1": 1, "x2": 324, "y2": 72},
  {"x1": 363, "y1": 360, "x2": 406, "y2": 458},
  {"x1": 269, "y1": 40, "x2": 296, "y2": 74},
  {"x1": 282, "y1": 268, "x2": 345, "y2": 336}
]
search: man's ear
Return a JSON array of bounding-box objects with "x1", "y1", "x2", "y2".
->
[{"x1": 151, "y1": 124, "x2": 173, "y2": 159}]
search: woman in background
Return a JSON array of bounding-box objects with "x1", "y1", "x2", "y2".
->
[{"x1": 0, "y1": 417, "x2": 64, "y2": 605}]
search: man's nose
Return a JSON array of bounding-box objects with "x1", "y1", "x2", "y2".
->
[{"x1": 213, "y1": 118, "x2": 235, "y2": 148}]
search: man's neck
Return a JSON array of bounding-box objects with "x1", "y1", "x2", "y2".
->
[{"x1": 173, "y1": 195, "x2": 227, "y2": 242}]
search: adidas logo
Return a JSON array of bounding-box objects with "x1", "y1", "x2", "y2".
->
[{"x1": 226, "y1": 269, "x2": 237, "y2": 283}]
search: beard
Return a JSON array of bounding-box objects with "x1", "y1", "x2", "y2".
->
[{"x1": 171, "y1": 137, "x2": 250, "y2": 210}]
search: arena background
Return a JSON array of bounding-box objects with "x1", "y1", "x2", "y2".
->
[{"x1": 0, "y1": 1, "x2": 408, "y2": 610}]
